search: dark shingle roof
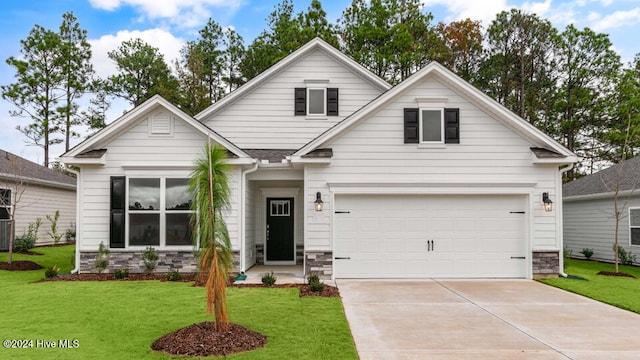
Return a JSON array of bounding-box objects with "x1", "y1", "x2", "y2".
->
[
  {"x1": 531, "y1": 147, "x2": 565, "y2": 159},
  {"x1": 0, "y1": 149, "x2": 76, "y2": 187},
  {"x1": 244, "y1": 149, "x2": 297, "y2": 163},
  {"x1": 563, "y1": 156, "x2": 640, "y2": 197}
]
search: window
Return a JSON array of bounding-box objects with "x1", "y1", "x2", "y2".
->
[
  {"x1": 270, "y1": 200, "x2": 290, "y2": 216},
  {"x1": 127, "y1": 178, "x2": 193, "y2": 247},
  {"x1": 421, "y1": 109, "x2": 443, "y2": 143},
  {"x1": 630, "y1": 208, "x2": 640, "y2": 246},
  {"x1": 294, "y1": 87, "x2": 338, "y2": 116},
  {"x1": 0, "y1": 189, "x2": 10, "y2": 219}
]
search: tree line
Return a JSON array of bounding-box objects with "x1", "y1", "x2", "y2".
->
[{"x1": 2, "y1": 0, "x2": 639, "y2": 180}]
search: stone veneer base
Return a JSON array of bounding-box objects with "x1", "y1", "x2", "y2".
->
[
  {"x1": 532, "y1": 250, "x2": 560, "y2": 279},
  {"x1": 305, "y1": 251, "x2": 333, "y2": 279}
]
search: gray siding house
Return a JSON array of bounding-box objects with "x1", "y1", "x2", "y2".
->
[
  {"x1": 563, "y1": 156, "x2": 640, "y2": 264},
  {"x1": 0, "y1": 149, "x2": 77, "y2": 248},
  {"x1": 60, "y1": 38, "x2": 577, "y2": 278}
]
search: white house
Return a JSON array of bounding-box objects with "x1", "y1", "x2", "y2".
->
[
  {"x1": 59, "y1": 38, "x2": 577, "y2": 278},
  {"x1": 563, "y1": 156, "x2": 640, "y2": 264}
]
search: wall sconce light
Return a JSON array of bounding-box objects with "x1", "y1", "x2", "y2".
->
[
  {"x1": 542, "y1": 192, "x2": 553, "y2": 212},
  {"x1": 314, "y1": 192, "x2": 324, "y2": 212}
]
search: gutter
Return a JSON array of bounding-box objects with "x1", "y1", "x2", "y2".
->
[
  {"x1": 239, "y1": 161, "x2": 259, "y2": 272},
  {"x1": 557, "y1": 163, "x2": 574, "y2": 278},
  {"x1": 64, "y1": 167, "x2": 81, "y2": 275}
]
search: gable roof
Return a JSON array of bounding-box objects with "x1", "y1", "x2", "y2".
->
[
  {"x1": 194, "y1": 37, "x2": 391, "y2": 120},
  {"x1": 564, "y1": 156, "x2": 640, "y2": 198},
  {"x1": 293, "y1": 61, "x2": 578, "y2": 164},
  {"x1": 59, "y1": 95, "x2": 252, "y2": 164},
  {"x1": 0, "y1": 149, "x2": 76, "y2": 189}
]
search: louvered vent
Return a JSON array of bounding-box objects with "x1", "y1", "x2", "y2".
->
[{"x1": 149, "y1": 111, "x2": 172, "y2": 135}]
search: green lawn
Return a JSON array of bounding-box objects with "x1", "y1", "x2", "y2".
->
[
  {"x1": 0, "y1": 246, "x2": 358, "y2": 359},
  {"x1": 540, "y1": 258, "x2": 640, "y2": 314}
]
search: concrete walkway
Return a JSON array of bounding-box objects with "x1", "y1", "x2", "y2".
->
[{"x1": 337, "y1": 279, "x2": 640, "y2": 359}]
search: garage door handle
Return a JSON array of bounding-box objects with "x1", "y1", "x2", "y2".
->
[
  {"x1": 335, "y1": 257, "x2": 351, "y2": 260},
  {"x1": 511, "y1": 256, "x2": 526, "y2": 259},
  {"x1": 426, "y1": 240, "x2": 434, "y2": 252}
]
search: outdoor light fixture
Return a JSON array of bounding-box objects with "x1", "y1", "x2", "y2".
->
[
  {"x1": 314, "y1": 192, "x2": 324, "y2": 212},
  {"x1": 542, "y1": 192, "x2": 553, "y2": 212}
]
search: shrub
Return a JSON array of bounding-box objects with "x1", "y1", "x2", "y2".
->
[
  {"x1": 46, "y1": 210, "x2": 63, "y2": 244},
  {"x1": 95, "y1": 241, "x2": 110, "y2": 273},
  {"x1": 26, "y1": 218, "x2": 42, "y2": 241},
  {"x1": 580, "y1": 248, "x2": 594, "y2": 260},
  {"x1": 166, "y1": 269, "x2": 182, "y2": 281},
  {"x1": 614, "y1": 244, "x2": 636, "y2": 265},
  {"x1": 142, "y1": 247, "x2": 159, "y2": 274},
  {"x1": 45, "y1": 265, "x2": 60, "y2": 279},
  {"x1": 114, "y1": 268, "x2": 129, "y2": 279},
  {"x1": 261, "y1": 271, "x2": 277, "y2": 286},
  {"x1": 13, "y1": 235, "x2": 36, "y2": 252},
  {"x1": 65, "y1": 224, "x2": 76, "y2": 243},
  {"x1": 307, "y1": 273, "x2": 324, "y2": 292}
]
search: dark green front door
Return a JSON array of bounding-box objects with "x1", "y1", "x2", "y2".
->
[{"x1": 266, "y1": 198, "x2": 294, "y2": 262}]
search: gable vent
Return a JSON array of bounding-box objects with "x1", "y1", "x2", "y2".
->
[{"x1": 149, "y1": 111, "x2": 173, "y2": 135}]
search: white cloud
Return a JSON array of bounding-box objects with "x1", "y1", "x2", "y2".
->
[
  {"x1": 89, "y1": 28, "x2": 186, "y2": 79},
  {"x1": 591, "y1": 7, "x2": 640, "y2": 31},
  {"x1": 521, "y1": 0, "x2": 552, "y2": 17},
  {"x1": 423, "y1": 0, "x2": 510, "y2": 26},
  {"x1": 89, "y1": 0, "x2": 244, "y2": 29}
]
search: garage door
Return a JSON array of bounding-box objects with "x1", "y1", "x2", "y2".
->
[{"x1": 334, "y1": 194, "x2": 527, "y2": 278}]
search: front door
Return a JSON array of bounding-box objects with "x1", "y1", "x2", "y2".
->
[{"x1": 266, "y1": 198, "x2": 295, "y2": 263}]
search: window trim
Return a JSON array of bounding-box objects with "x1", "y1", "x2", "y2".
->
[
  {"x1": 307, "y1": 88, "x2": 327, "y2": 116},
  {"x1": 125, "y1": 177, "x2": 195, "y2": 249},
  {"x1": 630, "y1": 207, "x2": 640, "y2": 246},
  {"x1": 0, "y1": 188, "x2": 11, "y2": 220},
  {"x1": 419, "y1": 108, "x2": 445, "y2": 144}
]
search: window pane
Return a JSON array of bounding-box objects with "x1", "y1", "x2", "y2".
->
[
  {"x1": 632, "y1": 228, "x2": 640, "y2": 246},
  {"x1": 166, "y1": 178, "x2": 192, "y2": 210},
  {"x1": 630, "y1": 209, "x2": 640, "y2": 227},
  {"x1": 308, "y1": 89, "x2": 325, "y2": 115},
  {"x1": 129, "y1": 178, "x2": 160, "y2": 210},
  {"x1": 129, "y1": 213, "x2": 160, "y2": 246},
  {"x1": 422, "y1": 110, "x2": 442, "y2": 142},
  {"x1": 0, "y1": 189, "x2": 10, "y2": 205},
  {"x1": 0, "y1": 208, "x2": 8, "y2": 220},
  {"x1": 166, "y1": 213, "x2": 193, "y2": 246}
]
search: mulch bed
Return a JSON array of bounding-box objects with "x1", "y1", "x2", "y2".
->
[
  {"x1": 597, "y1": 271, "x2": 636, "y2": 278},
  {"x1": 151, "y1": 322, "x2": 267, "y2": 357},
  {"x1": 0, "y1": 260, "x2": 44, "y2": 271}
]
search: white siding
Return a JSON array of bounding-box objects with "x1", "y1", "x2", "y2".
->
[
  {"x1": 201, "y1": 49, "x2": 385, "y2": 149},
  {"x1": 13, "y1": 184, "x2": 76, "y2": 244},
  {"x1": 564, "y1": 195, "x2": 640, "y2": 263},
  {"x1": 77, "y1": 110, "x2": 242, "y2": 251},
  {"x1": 304, "y1": 75, "x2": 562, "y2": 252}
]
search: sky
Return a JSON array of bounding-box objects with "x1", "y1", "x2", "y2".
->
[{"x1": 1, "y1": 0, "x2": 640, "y2": 166}]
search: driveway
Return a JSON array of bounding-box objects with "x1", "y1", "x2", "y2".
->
[{"x1": 337, "y1": 279, "x2": 640, "y2": 359}]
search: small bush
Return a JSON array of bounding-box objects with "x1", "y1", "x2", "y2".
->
[
  {"x1": 65, "y1": 225, "x2": 76, "y2": 243},
  {"x1": 142, "y1": 246, "x2": 159, "y2": 274},
  {"x1": 615, "y1": 244, "x2": 636, "y2": 265},
  {"x1": 13, "y1": 235, "x2": 36, "y2": 252},
  {"x1": 95, "y1": 242, "x2": 110, "y2": 273},
  {"x1": 45, "y1": 265, "x2": 60, "y2": 279},
  {"x1": 580, "y1": 248, "x2": 594, "y2": 260},
  {"x1": 46, "y1": 210, "x2": 63, "y2": 244},
  {"x1": 114, "y1": 268, "x2": 129, "y2": 279},
  {"x1": 166, "y1": 269, "x2": 182, "y2": 281},
  {"x1": 307, "y1": 273, "x2": 324, "y2": 292},
  {"x1": 261, "y1": 271, "x2": 277, "y2": 286}
]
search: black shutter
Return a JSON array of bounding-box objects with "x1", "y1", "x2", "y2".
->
[
  {"x1": 404, "y1": 108, "x2": 419, "y2": 143},
  {"x1": 110, "y1": 176, "x2": 125, "y2": 248},
  {"x1": 444, "y1": 108, "x2": 460, "y2": 144},
  {"x1": 295, "y1": 88, "x2": 306, "y2": 115},
  {"x1": 327, "y1": 88, "x2": 339, "y2": 116}
]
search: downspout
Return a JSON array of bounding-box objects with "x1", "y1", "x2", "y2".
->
[
  {"x1": 557, "y1": 163, "x2": 574, "y2": 278},
  {"x1": 239, "y1": 161, "x2": 259, "y2": 272},
  {"x1": 65, "y1": 166, "x2": 81, "y2": 274}
]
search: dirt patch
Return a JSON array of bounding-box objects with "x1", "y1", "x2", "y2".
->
[
  {"x1": 597, "y1": 271, "x2": 636, "y2": 278},
  {"x1": 151, "y1": 322, "x2": 267, "y2": 357},
  {"x1": 0, "y1": 260, "x2": 44, "y2": 271}
]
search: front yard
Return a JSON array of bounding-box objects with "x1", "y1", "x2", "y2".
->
[
  {"x1": 540, "y1": 258, "x2": 640, "y2": 314},
  {"x1": 0, "y1": 246, "x2": 358, "y2": 359}
]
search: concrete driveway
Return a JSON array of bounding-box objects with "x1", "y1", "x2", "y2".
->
[{"x1": 337, "y1": 279, "x2": 640, "y2": 359}]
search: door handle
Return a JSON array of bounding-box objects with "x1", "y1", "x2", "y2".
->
[
  {"x1": 426, "y1": 240, "x2": 434, "y2": 252},
  {"x1": 431, "y1": 240, "x2": 434, "y2": 252}
]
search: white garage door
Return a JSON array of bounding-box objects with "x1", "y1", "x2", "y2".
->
[{"x1": 334, "y1": 194, "x2": 528, "y2": 278}]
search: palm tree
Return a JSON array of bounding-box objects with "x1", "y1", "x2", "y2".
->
[{"x1": 189, "y1": 142, "x2": 233, "y2": 332}]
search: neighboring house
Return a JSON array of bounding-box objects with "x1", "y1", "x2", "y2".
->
[
  {"x1": 60, "y1": 38, "x2": 577, "y2": 278},
  {"x1": 563, "y1": 156, "x2": 640, "y2": 264},
  {"x1": 0, "y1": 149, "x2": 77, "y2": 248}
]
